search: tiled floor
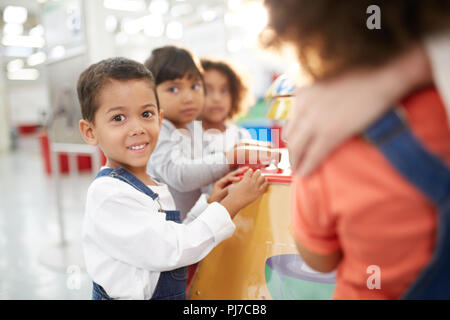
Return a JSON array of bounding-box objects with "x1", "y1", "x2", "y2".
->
[{"x1": 0, "y1": 133, "x2": 93, "y2": 299}]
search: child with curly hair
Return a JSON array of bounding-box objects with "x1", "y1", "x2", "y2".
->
[{"x1": 198, "y1": 58, "x2": 254, "y2": 194}]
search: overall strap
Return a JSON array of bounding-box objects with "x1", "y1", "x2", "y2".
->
[
  {"x1": 95, "y1": 167, "x2": 159, "y2": 201},
  {"x1": 164, "y1": 210, "x2": 181, "y2": 223},
  {"x1": 364, "y1": 108, "x2": 450, "y2": 208}
]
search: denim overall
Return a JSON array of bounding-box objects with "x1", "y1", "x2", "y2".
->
[
  {"x1": 364, "y1": 108, "x2": 450, "y2": 299},
  {"x1": 91, "y1": 168, "x2": 187, "y2": 300}
]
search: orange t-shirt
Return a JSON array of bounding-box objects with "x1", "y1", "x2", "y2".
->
[{"x1": 291, "y1": 88, "x2": 450, "y2": 299}]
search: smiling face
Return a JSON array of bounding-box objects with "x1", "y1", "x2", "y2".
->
[
  {"x1": 156, "y1": 74, "x2": 204, "y2": 129},
  {"x1": 79, "y1": 79, "x2": 161, "y2": 175},
  {"x1": 201, "y1": 69, "x2": 232, "y2": 125}
]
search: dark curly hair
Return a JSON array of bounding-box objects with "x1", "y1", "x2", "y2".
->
[
  {"x1": 263, "y1": 0, "x2": 450, "y2": 80},
  {"x1": 201, "y1": 59, "x2": 251, "y2": 120}
]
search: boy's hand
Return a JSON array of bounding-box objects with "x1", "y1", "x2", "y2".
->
[
  {"x1": 220, "y1": 169, "x2": 269, "y2": 219},
  {"x1": 207, "y1": 167, "x2": 249, "y2": 204}
]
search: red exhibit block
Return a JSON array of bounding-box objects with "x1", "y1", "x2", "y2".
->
[
  {"x1": 18, "y1": 124, "x2": 39, "y2": 135},
  {"x1": 38, "y1": 131, "x2": 101, "y2": 175}
]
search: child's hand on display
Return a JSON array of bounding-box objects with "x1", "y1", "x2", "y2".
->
[
  {"x1": 225, "y1": 143, "x2": 281, "y2": 169},
  {"x1": 234, "y1": 139, "x2": 273, "y2": 149},
  {"x1": 207, "y1": 167, "x2": 249, "y2": 204},
  {"x1": 220, "y1": 169, "x2": 268, "y2": 218}
]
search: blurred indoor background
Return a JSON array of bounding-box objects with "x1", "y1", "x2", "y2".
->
[{"x1": 0, "y1": 0, "x2": 297, "y2": 299}]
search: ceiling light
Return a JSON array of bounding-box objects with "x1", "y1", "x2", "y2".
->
[
  {"x1": 121, "y1": 18, "x2": 142, "y2": 35},
  {"x1": 2, "y1": 35, "x2": 45, "y2": 48},
  {"x1": 50, "y1": 45, "x2": 66, "y2": 59},
  {"x1": 29, "y1": 25, "x2": 45, "y2": 37},
  {"x1": 3, "y1": 23, "x2": 24, "y2": 36},
  {"x1": 3, "y1": 6, "x2": 28, "y2": 24},
  {"x1": 149, "y1": 0, "x2": 169, "y2": 15},
  {"x1": 166, "y1": 21, "x2": 183, "y2": 39},
  {"x1": 143, "y1": 15, "x2": 165, "y2": 37},
  {"x1": 27, "y1": 52, "x2": 47, "y2": 66},
  {"x1": 103, "y1": 0, "x2": 146, "y2": 12},
  {"x1": 202, "y1": 10, "x2": 217, "y2": 22},
  {"x1": 8, "y1": 69, "x2": 39, "y2": 81},
  {"x1": 7, "y1": 59, "x2": 24, "y2": 73}
]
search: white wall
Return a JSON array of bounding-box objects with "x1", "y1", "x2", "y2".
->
[{"x1": 8, "y1": 80, "x2": 50, "y2": 126}]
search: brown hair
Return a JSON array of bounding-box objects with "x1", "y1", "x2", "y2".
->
[
  {"x1": 77, "y1": 57, "x2": 158, "y2": 123},
  {"x1": 263, "y1": 0, "x2": 450, "y2": 80},
  {"x1": 201, "y1": 59, "x2": 251, "y2": 120},
  {"x1": 144, "y1": 46, "x2": 204, "y2": 86}
]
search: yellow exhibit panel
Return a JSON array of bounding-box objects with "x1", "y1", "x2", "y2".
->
[{"x1": 189, "y1": 152, "x2": 336, "y2": 300}]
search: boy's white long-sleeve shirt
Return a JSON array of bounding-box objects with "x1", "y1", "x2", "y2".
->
[{"x1": 82, "y1": 174, "x2": 235, "y2": 300}]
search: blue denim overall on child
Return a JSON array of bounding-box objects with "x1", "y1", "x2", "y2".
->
[
  {"x1": 91, "y1": 168, "x2": 187, "y2": 300},
  {"x1": 365, "y1": 107, "x2": 450, "y2": 299}
]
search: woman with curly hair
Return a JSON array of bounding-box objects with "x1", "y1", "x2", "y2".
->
[
  {"x1": 264, "y1": 0, "x2": 450, "y2": 299},
  {"x1": 263, "y1": 0, "x2": 450, "y2": 176}
]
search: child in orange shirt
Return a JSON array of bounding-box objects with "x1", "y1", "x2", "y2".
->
[{"x1": 264, "y1": 0, "x2": 450, "y2": 299}]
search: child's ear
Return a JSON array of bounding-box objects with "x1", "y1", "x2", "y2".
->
[{"x1": 79, "y1": 119, "x2": 98, "y2": 146}]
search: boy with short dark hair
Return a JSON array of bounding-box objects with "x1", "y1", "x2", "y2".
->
[{"x1": 77, "y1": 57, "x2": 268, "y2": 300}]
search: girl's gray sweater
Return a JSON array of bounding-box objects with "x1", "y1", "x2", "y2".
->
[{"x1": 147, "y1": 119, "x2": 230, "y2": 220}]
